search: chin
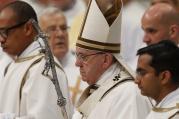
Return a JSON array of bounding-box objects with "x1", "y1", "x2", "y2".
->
[
  {"x1": 86, "y1": 81, "x2": 93, "y2": 85},
  {"x1": 5, "y1": 51, "x2": 16, "y2": 57},
  {"x1": 54, "y1": 53, "x2": 66, "y2": 59},
  {"x1": 81, "y1": 77, "x2": 87, "y2": 82},
  {"x1": 81, "y1": 77, "x2": 90, "y2": 84},
  {"x1": 140, "y1": 91, "x2": 148, "y2": 96}
]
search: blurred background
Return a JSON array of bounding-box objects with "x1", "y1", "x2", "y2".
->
[{"x1": 0, "y1": 0, "x2": 151, "y2": 105}]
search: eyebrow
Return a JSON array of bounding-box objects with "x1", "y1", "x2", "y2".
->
[
  {"x1": 136, "y1": 68, "x2": 145, "y2": 72},
  {"x1": 76, "y1": 52, "x2": 84, "y2": 55}
]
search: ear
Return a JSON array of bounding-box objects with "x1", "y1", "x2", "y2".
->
[
  {"x1": 102, "y1": 53, "x2": 113, "y2": 69},
  {"x1": 159, "y1": 70, "x2": 172, "y2": 85},
  {"x1": 169, "y1": 25, "x2": 179, "y2": 44},
  {"x1": 23, "y1": 21, "x2": 33, "y2": 36}
]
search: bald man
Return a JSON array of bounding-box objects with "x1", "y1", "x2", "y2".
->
[{"x1": 142, "y1": 3, "x2": 179, "y2": 45}]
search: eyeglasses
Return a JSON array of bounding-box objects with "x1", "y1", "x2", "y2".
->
[
  {"x1": 75, "y1": 52, "x2": 105, "y2": 62},
  {"x1": 0, "y1": 21, "x2": 27, "y2": 39},
  {"x1": 46, "y1": 25, "x2": 69, "y2": 34}
]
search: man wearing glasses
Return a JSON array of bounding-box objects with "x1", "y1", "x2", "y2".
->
[
  {"x1": 0, "y1": 1, "x2": 73, "y2": 119},
  {"x1": 39, "y1": 7, "x2": 87, "y2": 105},
  {"x1": 72, "y1": 0, "x2": 151, "y2": 119}
]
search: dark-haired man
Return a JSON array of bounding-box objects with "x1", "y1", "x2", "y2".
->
[
  {"x1": 0, "y1": 1, "x2": 73, "y2": 119},
  {"x1": 135, "y1": 40, "x2": 179, "y2": 118}
]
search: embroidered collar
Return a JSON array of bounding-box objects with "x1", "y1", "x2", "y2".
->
[
  {"x1": 15, "y1": 53, "x2": 44, "y2": 63},
  {"x1": 96, "y1": 62, "x2": 120, "y2": 86}
]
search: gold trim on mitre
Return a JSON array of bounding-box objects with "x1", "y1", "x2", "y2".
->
[
  {"x1": 77, "y1": 0, "x2": 122, "y2": 53},
  {"x1": 76, "y1": 37, "x2": 120, "y2": 53},
  {"x1": 152, "y1": 103, "x2": 179, "y2": 112},
  {"x1": 79, "y1": 0, "x2": 92, "y2": 37}
]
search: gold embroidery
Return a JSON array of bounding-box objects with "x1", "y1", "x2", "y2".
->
[
  {"x1": 76, "y1": 38, "x2": 120, "y2": 53},
  {"x1": 169, "y1": 110, "x2": 179, "y2": 119},
  {"x1": 69, "y1": 76, "x2": 83, "y2": 104},
  {"x1": 15, "y1": 53, "x2": 44, "y2": 63},
  {"x1": 99, "y1": 78, "x2": 133, "y2": 101},
  {"x1": 153, "y1": 103, "x2": 179, "y2": 112},
  {"x1": 19, "y1": 55, "x2": 44, "y2": 115}
]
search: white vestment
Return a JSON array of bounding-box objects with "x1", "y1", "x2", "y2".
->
[
  {"x1": 0, "y1": 48, "x2": 12, "y2": 81},
  {"x1": 146, "y1": 88, "x2": 179, "y2": 119},
  {"x1": 72, "y1": 63, "x2": 151, "y2": 119},
  {"x1": 0, "y1": 40, "x2": 73, "y2": 119}
]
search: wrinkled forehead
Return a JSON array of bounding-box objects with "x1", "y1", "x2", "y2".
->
[
  {"x1": 48, "y1": 14, "x2": 66, "y2": 24},
  {"x1": 40, "y1": 13, "x2": 67, "y2": 28}
]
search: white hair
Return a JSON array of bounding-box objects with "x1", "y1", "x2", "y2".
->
[{"x1": 40, "y1": 6, "x2": 64, "y2": 18}]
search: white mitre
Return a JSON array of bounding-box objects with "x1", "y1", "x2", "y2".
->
[{"x1": 76, "y1": 0, "x2": 135, "y2": 78}]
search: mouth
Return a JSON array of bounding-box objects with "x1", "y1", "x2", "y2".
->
[
  {"x1": 147, "y1": 42, "x2": 152, "y2": 46},
  {"x1": 54, "y1": 38, "x2": 65, "y2": 46},
  {"x1": 80, "y1": 69, "x2": 85, "y2": 76},
  {"x1": 80, "y1": 72, "x2": 86, "y2": 82},
  {"x1": 80, "y1": 71, "x2": 84, "y2": 76},
  {"x1": 56, "y1": 42, "x2": 64, "y2": 45},
  {"x1": 138, "y1": 85, "x2": 142, "y2": 90},
  {"x1": 1, "y1": 47, "x2": 8, "y2": 53},
  {"x1": 54, "y1": 41, "x2": 65, "y2": 48},
  {"x1": 1, "y1": 45, "x2": 6, "y2": 50}
]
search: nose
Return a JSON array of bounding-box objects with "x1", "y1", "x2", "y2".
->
[
  {"x1": 75, "y1": 57, "x2": 83, "y2": 67},
  {"x1": 143, "y1": 33, "x2": 151, "y2": 45},
  {"x1": 54, "y1": 28, "x2": 64, "y2": 36},
  {"x1": 54, "y1": 30, "x2": 63, "y2": 37},
  {"x1": 134, "y1": 75, "x2": 141, "y2": 84},
  {"x1": 0, "y1": 35, "x2": 5, "y2": 43}
]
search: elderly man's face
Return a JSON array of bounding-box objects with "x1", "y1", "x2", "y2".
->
[
  {"x1": 40, "y1": 13, "x2": 69, "y2": 60},
  {"x1": 75, "y1": 47, "x2": 106, "y2": 85}
]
